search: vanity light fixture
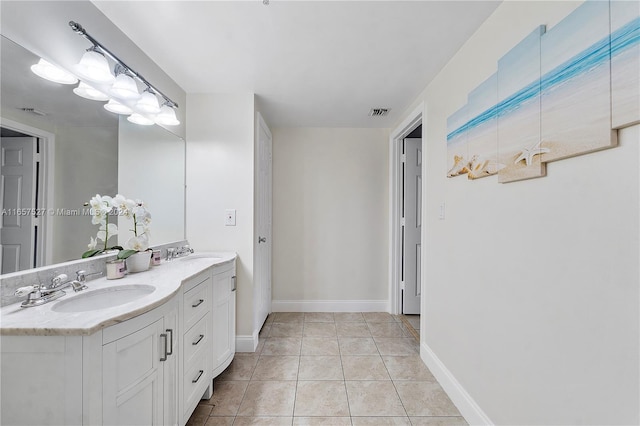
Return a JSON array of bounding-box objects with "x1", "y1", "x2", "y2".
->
[
  {"x1": 135, "y1": 87, "x2": 161, "y2": 114},
  {"x1": 127, "y1": 113, "x2": 155, "y2": 126},
  {"x1": 73, "y1": 46, "x2": 115, "y2": 84},
  {"x1": 155, "y1": 102, "x2": 180, "y2": 126},
  {"x1": 30, "y1": 58, "x2": 78, "y2": 85},
  {"x1": 104, "y1": 99, "x2": 133, "y2": 115},
  {"x1": 69, "y1": 21, "x2": 180, "y2": 126},
  {"x1": 109, "y1": 64, "x2": 140, "y2": 100},
  {"x1": 73, "y1": 81, "x2": 110, "y2": 101}
]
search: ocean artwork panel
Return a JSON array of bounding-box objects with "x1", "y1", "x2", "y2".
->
[
  {"x1": 466, "y1": 73, "x2": 500, "y2": 180},
  {"x1": 446, "y1": 104, "x2": 469, "y2": 178},
  {"x1": 611, "y1": 1, "x2": 640, "y2": 129},
  {"x1": 540, "y1": 0, "x2": 617, "y2": 163},
  {"x1": 496, "y1": 26, "x2": 546, "y2": 183}
]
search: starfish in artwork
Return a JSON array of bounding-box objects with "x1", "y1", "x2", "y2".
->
[{"x1": 514, "y1": 141, "x2": 550, "y2": 166}]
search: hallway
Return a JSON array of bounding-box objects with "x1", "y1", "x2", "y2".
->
[{"x1": 186, "y1": 312, "x2": 466, "y2": 425}]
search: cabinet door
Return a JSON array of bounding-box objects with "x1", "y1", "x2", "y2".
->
[
  {"x1": 212, "y1": 269, "x2": 234, "y2": 370},
  {"x1": 103, "y1": 318, "x2": 165, "y2": 426}
]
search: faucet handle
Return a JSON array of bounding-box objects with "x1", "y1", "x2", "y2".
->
[
  {"x1": 15, "y1": 285, "x2": 37, "y2": 297},
  {"x1": 51, "y1": 274, "x2": 68, "y2": 287},
  {"x1": 76, "y1": 270, "x2": 102, "y2": 283}
]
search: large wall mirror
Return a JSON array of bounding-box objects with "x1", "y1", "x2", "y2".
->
[{"x1": 0, "y1": 35, "x2": 185, "y2": 274}]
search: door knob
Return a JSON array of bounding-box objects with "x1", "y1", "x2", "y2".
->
[{"x1": 258, "y1": 236, "x2": 267, "y2": 243}]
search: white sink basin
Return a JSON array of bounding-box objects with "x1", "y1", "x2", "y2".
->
[
  {"x1": 178, "y1": 254, "x2": 222, "y2": 261},
  {"x1": 51, "y1": 285, "x2": 156, "y2": 313}
]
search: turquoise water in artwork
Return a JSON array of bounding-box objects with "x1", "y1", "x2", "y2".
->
[{"x1": 447, "y1": 17, "x2": 640, "y2": 142}]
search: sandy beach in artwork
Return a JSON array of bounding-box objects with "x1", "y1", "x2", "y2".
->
[{"x1": 541, "y1": 62, "x2": 616, "y2": 163}]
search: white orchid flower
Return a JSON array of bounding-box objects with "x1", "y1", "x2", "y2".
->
[
  {"x1": 126, "y1": 234, "x2": 149, "y2": 252},
  {"x1": 113, "y1": 194, "x2": 136, "y2": 218},
  {"x1": 87, "y1": 236, "x2": 97, "y2": 250}
]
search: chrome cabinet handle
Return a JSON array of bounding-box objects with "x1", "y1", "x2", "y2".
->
[
  {"x1": 232, "y1": 276, "x2": 237, "y2": 292},
  {"x1": 192, "y1": 370, "x2": 204, "y2": 383},
  {"x1": 192, "y1": 334, "x2": 204, "y2": 346},
  {"x1": 192, "y1": 299, "x2": 204, "y2": 308},
  {"x1": 166, "y1": 329, "x2": 173, "y2": 355},
  {"x1": 160, "y1": 333, "x2": 168, "y2": 361}
]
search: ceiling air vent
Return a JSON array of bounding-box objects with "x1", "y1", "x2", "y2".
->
[
  {"x1": 19, "y1": 108, "x2": 47, "y2": 116},
  {"x1": 368, "y1": 108, "x2": 390, "y2": 117}
]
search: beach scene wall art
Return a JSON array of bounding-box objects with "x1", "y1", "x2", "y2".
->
[
  {"x1": 497, "y1": 26, "x2": 546, "y2": 183},
  {"x1": 446, "y1": 0, "x2": 640, "y2": 184},
  {"x1": 611, "y1": 0, "x2": 640, "y2": 129}
]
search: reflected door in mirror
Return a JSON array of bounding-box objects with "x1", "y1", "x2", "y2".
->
[{"x1": 1, "y1": 136, "x2": 37, "y2": 273}]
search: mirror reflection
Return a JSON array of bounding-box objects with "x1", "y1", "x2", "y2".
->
[{"x1": 0, "y1": 35, "x2": 185, "y2": 274}]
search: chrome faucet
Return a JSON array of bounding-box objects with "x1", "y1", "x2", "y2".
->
[
  {"x1": 14, "y1": 271, "x2": 90, "y2": 308},
  {"x1": 165, "y1": 245, "x2": 194, "y2": 261}
]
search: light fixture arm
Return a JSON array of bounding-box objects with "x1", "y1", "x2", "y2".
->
[{"x1": 69, "y1": 21, "x2": 179, "y2": 109}]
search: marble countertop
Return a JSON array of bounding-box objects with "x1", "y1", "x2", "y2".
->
[{"x1": 0, "y1": 252, "x2": 236, "y2": 336}]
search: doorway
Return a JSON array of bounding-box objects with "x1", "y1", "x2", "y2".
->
[
  {"x1": 0, "y1": 119, "x2": 53, "y2": 273},
  {"x1": 389, "y1": 103, "x2": 423, "y2": 320},
  {"x1": 254, "y1": 112, "x2": 273, "y2": 341}
]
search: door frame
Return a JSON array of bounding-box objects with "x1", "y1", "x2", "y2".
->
[
  {"x1": 0, "y1": 117, "x2": 55, "y2": 267},
  {"x1": 253, "y1": 111, "x2": 272, "y2": 339},
  {"x1": 388, "y1": 103, "x2": 423, "y2": 315}
]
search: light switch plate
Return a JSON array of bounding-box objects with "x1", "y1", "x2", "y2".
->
[{"x1": 225, "y1": 209, "x2": 236, "y2": 226}]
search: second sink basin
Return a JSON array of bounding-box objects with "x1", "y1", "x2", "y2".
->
[{"x1": 51, "y1": 284, "x2": 156, "y2": 313}]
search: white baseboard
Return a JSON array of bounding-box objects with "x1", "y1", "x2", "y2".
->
[
  {"x1": 235, "y1": 333, "x2": 258, "y2": 352},
  {"x1": 420, "y1": 341, "x2": 493, "y2": 426},
  {"x1": 271, "y1": 299, "x2": 388, "y2": 312}
]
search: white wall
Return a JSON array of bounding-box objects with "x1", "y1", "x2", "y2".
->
[
  {"x1": 393, "y1": 1, "x2": 639, "y2": 424},
  {"x1": 186, "y1": 93, "x2": 256, "y2": 341},
  {"x1": 272, "y1": 127, "x2": 389, "y2": 311},
  {"x1": 118, "y1": 118, "x2": 185, "y2": 248}
]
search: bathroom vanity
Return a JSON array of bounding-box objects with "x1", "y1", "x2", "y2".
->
[{"x1": 0, "y1": 252, "x2": 236, "y2": 426}]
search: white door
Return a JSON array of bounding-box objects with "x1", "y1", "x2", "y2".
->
[
  {"x1": 1, "y1": 136, "x2": 36, "y2": 274},
  {"x1": 403, "y1": 138, "x2": 422, "y2": 314},
  {"x1": 255, "y1": 114, "x2": 272, "y2": 331}
]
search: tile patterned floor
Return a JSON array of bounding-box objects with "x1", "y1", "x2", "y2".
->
[{"x1": 186, "y1": 312, "x2": 467, "y2": 426}]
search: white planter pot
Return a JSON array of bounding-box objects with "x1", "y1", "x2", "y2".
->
[{"x1": 126, "y1": 251, "x2": 151, "y2": 273}]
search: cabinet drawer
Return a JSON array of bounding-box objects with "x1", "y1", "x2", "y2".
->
[
  {"x1": 183, "y1": 278, "x2": 210, "y2": 330},
  {"x1": 183, "y1": 314, "x2": 210, "y2": 367},
  {"x1": 183, "y1": 350, "x2": 210, "y2": 417}
]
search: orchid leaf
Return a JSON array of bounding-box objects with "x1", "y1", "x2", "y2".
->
[
  {"x1": 82, "y1": 249, "x2": 102, "y2": 258},
  {"x1": 117, "y1": 249, "x2": 138, "y2": 260}
]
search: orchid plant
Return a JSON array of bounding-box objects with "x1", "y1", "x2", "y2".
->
[
  {"x1": 82, "y1": 194, "x2": 152, "y2": 259},
  {"x1": 82, "y1": 194, "x2": 122, "y2": 258}
]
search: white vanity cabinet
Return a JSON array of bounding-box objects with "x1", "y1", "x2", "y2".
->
[
  {"x1": 180, "y1": 269, "x2": 213, "y2": 424},
  {"x1": 212, "y1": 262, "x2": 236, "y2": 377},
  {"x1": 0, "y1": 253, "x2": 237, "y2": 426},
  {"x1": 101, "y1": 296, "x2": 179, "y2": 426},
  {"x1": 0, "y1": 294, "x2": 179, "y2": 426}
]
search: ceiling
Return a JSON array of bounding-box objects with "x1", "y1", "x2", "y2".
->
[{"x1": 93, "y1": 1, "x2": 501, "y2": 128}]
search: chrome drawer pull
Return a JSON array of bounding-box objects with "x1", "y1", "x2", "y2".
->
[
  {"x1": 192, "y1": 370, "x2": 204, "y2": 383},
  {"x1": 160, "y1": 333, "x2": 168, "y2": 362},
  {"x1": 192, "y1": 299, "x2": 204, "y2": 308},
  {"x1": 166, "y1": 329, "x2": 173, "y2": 356},
  {"x1": 192, "y1": 334, "x2": 204, "y2": 346}
]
